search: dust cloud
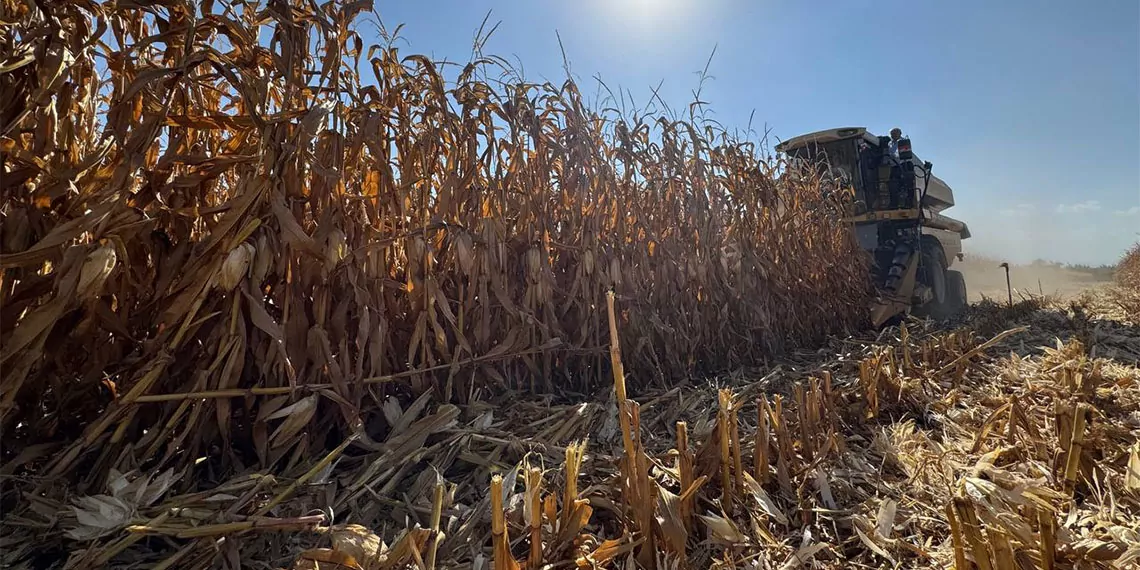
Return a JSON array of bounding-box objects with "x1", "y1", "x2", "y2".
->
[{"x1": 950, "y1": 256, "x2": 1112, "y2": 303}]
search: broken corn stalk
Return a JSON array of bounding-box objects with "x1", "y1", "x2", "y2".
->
[
  {"x1": 427, "y1": 483, "x2": 445, "y2": 570},
  {"x1": 491, "y1": 474, "x2": 519, "y2": 570},
  {"x1": 1063, "y1": 403, "x2": 1089, "y2": 496},
  {"x1": 755, "y1": 397, "x2": 770, "y2": 486},
  {"x1": 677, "y1": 421, "x2": 694, "y2": 527},
  {"x1": 718, "y1": 389, "x2": 734, "y2": 516},
  {"x1": 952, "y1": 496, "x2": 994, "y2": 570},
  {"x1": 729, "y1": 400, "x2": 744, "y2": 496},
  {"x1": 1038, "y1": 508, "x2": 1056, "y2": 570},
  {"x1": 524, "y1": 466, "x2": 542, "y2": 569}
]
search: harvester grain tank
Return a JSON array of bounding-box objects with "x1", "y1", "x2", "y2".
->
[{"x1": 776, "y1": 127, "x2": 972, "y2": 327}]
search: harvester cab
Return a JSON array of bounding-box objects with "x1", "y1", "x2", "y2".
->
[{"x1": 776, "y1": 127, "x2": 972, "y2": 327}]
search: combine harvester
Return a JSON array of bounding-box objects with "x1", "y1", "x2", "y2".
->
[{"x1": 777, "y1": 127, "x2": 972, "y2": 327}]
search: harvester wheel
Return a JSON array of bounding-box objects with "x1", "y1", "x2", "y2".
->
[
  {"x1": 922, "y1": 244, "x2": 955, "y2": 321},
  {"x1": 928, "y1": 266, "x2": 968, "y2": 320},
  {"x1": 946, "y1": 270, "x2": 967, "y2": 312},
  {"x1": 928, "y1": 253, "x2": 946, "y2": 305}
]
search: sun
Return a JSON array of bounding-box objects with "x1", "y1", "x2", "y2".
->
[{"x1": 594, "y1": 0, "x2": 696, "y2": 38}]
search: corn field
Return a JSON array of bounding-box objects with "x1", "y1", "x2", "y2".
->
[
  {"x1": 6, "y1": 3, "x2": 1140, "y2": 569},
  {"x1": 1, "y1": 0, "x2": 868, "y2": 505},
  {"x1": 1116, "y1": 243, "x2": 1140, "y2": 291}
]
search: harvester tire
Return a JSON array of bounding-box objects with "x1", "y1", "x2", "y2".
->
[
  {"x1": 929, "y1": 267, "x2": 967, "y2": 320},
  {"x1": 946, "y1": 270, "x2": 967, "y2": 312},
  {"x1": 928, "y1": 254, "x2": 947, "y2": 305},
  {"x1": 922, "y1": 244, "x2": 954, "y2": 321}
]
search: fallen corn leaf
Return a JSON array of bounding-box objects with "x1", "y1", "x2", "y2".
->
[
  {"x1": 778, "y1": 541, "x2": 830, "y2": 570},
  {"x1": 698, "y1": 513, "x2": 748, "y2": 545},
  {"x1": 854, "y1": 522, "x2": 895, "y2": 565},
  {"x1": 875, "y1": 498, "x2": 897, "y2": 539},
  {"x1": 742, "y1": 471, "x2": 789, "y2": 526},
  {"x1": 330, "y1": 524, "x2": 382, "y2": 569},
  {"x1": 576, "y1": 536, "x2": 642, "y2": 568},
  {"x1": 296, "y1": 548, "x2": 363, "y2": 570},
  {"x1": 1125, "y1": 443, "x2": 1140, "y2": 493},
  {"x1": 655, "y1": 484, "x2": 688, "y2": 553}
]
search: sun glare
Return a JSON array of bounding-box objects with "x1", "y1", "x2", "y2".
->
[{"x1": 595, "y1": 0, "x2": 696, "y2": 37}]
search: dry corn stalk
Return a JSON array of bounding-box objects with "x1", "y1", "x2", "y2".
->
[
  {"x1": 562, "y1": 441, "x2": 587, "y2": 531},
  {"x1": 524, "y1": 466, "x2": 543, "y2": 569},
  {"x1": 606, "y1": 290, "x2": 654, "y2": 567},
  {"x1": 629, "y1": 402, "x2": 656, "y2": 569},
  {"x1": 755, "y1": 397, "x2": 771, "y2": 486},
  {"x1": 606, "y1": 291, "x2": 638, "y2": 517},
  {"x1": 491, "y1": 475, "x2": 519, "y2": 570},
  {"x1": 952, "y1": 496, "x2": 994, "y2": 570},
  {"x1": 821, "y1": 371, "x2": 837, "y2": 427},
  {"x1": 427, "y1": 483, "x2": 445, "y2": 570},
  {"x1": 676, "y1": 421, "x2": 695, "y2": 527},
  {"x1": 859, "y1": 357, "x2": 881, "y2": 418},
  {"x1": 990, "y1": 531, "x2": 1016, "y2": 570},
  {"x1": 0, "y1": 0, "x2": 872, "y2": 523},
  {"x1": 729, "y1": 400, "x2": 744, "y2": 496},
  {"x1": 772, "y1": 395, "x2": 794, "y2": 494},
  {"x1": 718, "y1": 389, "x2": 735, "y2": 516},
  {"x1": 795, "y1": 384, "x2": 813, "y2": 463},
  {"x1": 900, "y1": 323, "x2": 913, "y2": 372},
  {"x1": 946, "y1": 502, "x2": 968, "y2": 570},
  {"x1": 1062, "y1": 403, "x2": 1089, "y2": 496},
  {"x1": 1004, "y1": 395, "x2": 1019, "y2": 445},
  {"x1": 1038, "y1": 508, "x2": 1056, "y2": 570}
]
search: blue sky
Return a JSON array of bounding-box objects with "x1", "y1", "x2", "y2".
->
[{"x1": 370, "y1": 0, "x2": 1139, "y2": 265}]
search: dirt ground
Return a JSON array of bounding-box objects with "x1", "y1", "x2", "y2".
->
[{"x1": 953, "y1": 257, "x2": 1112, "y2": 302}]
